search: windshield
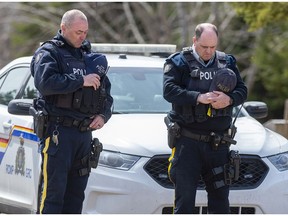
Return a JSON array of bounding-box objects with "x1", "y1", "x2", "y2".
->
[
  {"x1": 108, "y1": 67, "x2": 171, "y2": 113},
  {"x1": 107, "y1": 67, "x2": 245, "y2": 117}
]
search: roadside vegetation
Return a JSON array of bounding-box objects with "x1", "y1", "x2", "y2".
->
[{"x1": 0, "y1": 2, "x2": 287, "y2": 120}]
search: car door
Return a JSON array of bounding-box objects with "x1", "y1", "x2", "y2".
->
[
  {"x1": 0, "y1": 64, "x2": 40, "y2": 213},
  {"x1": 0, "y1": 65, "x2": 31, "y2": 141}
]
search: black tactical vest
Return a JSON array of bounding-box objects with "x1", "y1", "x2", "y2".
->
[
  {"x1": 42, "y1": 40, "x2": 106, "y2": 115},
  {"x1": 173, "y1": 48, "x2": 233, "y2": 123}
]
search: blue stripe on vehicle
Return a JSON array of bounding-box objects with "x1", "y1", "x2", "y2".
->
[{"x1": 11, "y1": 128, "x2": 39, "y2": 142}]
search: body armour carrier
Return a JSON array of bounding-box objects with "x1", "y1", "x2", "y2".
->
[
  {"x1": 170, "y1": 47, "x2": 233, "y2": 123},
  {"x1": 42, "y1": 40, "x2": 106, "y2": 115}
]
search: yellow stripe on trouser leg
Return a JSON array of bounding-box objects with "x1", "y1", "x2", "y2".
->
[
  {"x1": 168, "y1": 147, "x2": 176, "y2": 213},
  {"x1": 40, "y1": 137, "x2": 50, "y2": 214},
  {"x1": 168, "y1": 147, "x2": 176, "y2": 174}
]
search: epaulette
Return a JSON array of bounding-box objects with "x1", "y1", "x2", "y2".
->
[
  {"x1": 225, "y1": 54, "x2": 237, "y2": 67},
  {"x1": 182, "y1": 46, "x2": 193, "y2": 53},
  {"x1": 167, "y1": 52, "x2": 180, "y2": 60},
  {"x1": 41, "y1": 39, "x2": 65, "y2": 48}
]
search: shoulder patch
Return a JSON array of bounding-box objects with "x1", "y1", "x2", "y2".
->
[{"x1": 164, "y1": 63, "x2": 173, "y2": 74}]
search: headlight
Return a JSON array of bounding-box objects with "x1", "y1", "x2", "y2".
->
[
  {"x1": 268, "y1": 152, "x2": 288, "y2": 171},
  {"x1": 99, "y1": 150, "x2": 140, "y2": 170}
]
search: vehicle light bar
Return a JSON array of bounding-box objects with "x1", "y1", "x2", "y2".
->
[{"x1": 90, "y1": 43, "x2": 177, "y2": 54}]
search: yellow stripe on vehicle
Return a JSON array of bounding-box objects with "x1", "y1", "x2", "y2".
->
[{"x1": 0, "y1": 138, "x2": 8, "y2": 149}]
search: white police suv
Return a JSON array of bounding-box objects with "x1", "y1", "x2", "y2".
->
[{"x1": 0, "y1": 44, "x2": 288, "y2": 214}]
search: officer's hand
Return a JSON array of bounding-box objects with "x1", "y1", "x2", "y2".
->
[
  {"x1": 83, "y1": 74, "x2": 101, "y2": 90},
  {"x1": 89, "y1": 115, "x2": 105, "y2": 130},
  {"x1": 210, "y1": 91, "x2": 230, "y2": 109},
  {"x1": 197, "y1": 92, "x2": 218, "y2": 104}
]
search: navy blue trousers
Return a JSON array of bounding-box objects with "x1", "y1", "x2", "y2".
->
[
  {"x1": 168, "y1": 136, "x2": 230, "y2": 214},
  {"x1": 38, "y1": 123, "x2": 92, "y2": 214}
]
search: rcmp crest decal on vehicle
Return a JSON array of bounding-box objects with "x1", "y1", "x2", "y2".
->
[
  {"x1": 15, "y1": 134, "x2": 25, "y2": 176},
  {"x1": 4, "y1": 126, "x2": 38, "y2": 178}
]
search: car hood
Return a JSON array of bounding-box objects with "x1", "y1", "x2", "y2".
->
[
  {"x1": 94, "y1": 114, "x2": 171, "y2": 157},
  {"x1": 232, "y1": 116, "x2": 288, "y2": 157},
  {"x1": 94, "y1": 114, "x2": 288, "y2": 158}
]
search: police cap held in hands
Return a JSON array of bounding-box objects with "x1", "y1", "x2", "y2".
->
[
  {"x1": 209, "y1": 68, "x2": 237, "y2": 93},
  {"x1": 85, "y1": 53, "x2": 108, "y2": 77}
]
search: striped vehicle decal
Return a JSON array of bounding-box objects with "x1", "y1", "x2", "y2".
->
[
  {"x1": 0, "y1": 125, "x2": 38, "y2": 165},
  {"x1": 0, "y1": 137, "x2": 9, "y2": 164},
  {"x1": 11, "y1": 125, "x2": 38, "y2": 141}
]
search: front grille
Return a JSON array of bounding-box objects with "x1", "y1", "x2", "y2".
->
[
  {"x1": 143, "y1": 154, "x2": 269, "y2": 190},
  {"x1": 162, "y1": 206, "x2": 256, "y2": 214}
]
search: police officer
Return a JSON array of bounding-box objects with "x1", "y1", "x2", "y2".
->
[
  {"x1": 30, "y1": 9, "x2": 113, "y2": 214},
  {"x1": 163, "y1": 23, "x2": 247, "y2": 214}
]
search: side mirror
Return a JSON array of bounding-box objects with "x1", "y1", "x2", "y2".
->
[
  {"x1": 244, "y1": 101, "x2": 268, "y2": 119},
  {"x1": 8, "y1": 99, "x2": 33, "y2": 115}
]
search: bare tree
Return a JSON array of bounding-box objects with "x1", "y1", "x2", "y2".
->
[
  {"x1": 0, "y1": 2, "x2": 255, "y2": 89},
  {"x1": 0, "y1": 3, "x2": 20, "y2": 66}
]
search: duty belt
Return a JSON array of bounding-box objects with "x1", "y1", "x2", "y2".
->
[
  {"x1": 181, "y1": 128, "x2": 233, "y2": 149},
  {"x1": 181, "y1": 128, "x2": 211, "y2": 143},
  {"x1": 48, "y1": 116, "x2": 93, "y2": 132}
]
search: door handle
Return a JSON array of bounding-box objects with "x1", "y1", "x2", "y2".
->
[{"x1": 3, "y1": 119, "x2": 12, "y2": 131}]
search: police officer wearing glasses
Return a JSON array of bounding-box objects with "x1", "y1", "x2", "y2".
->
[
  {"x1": 163, "y1": 23, "x2": 247, "y2": 214},
  {"x1": 30, "y1": 9, "x2": 113, "y2": 213}
]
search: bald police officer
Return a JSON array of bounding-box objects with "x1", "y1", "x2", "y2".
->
[
  {"x1": 163, "y1": 23, "x2": 247, "y2": 214},
  {"x1": 31, "y1": 9, "x2": 113, "y2": 213}
]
